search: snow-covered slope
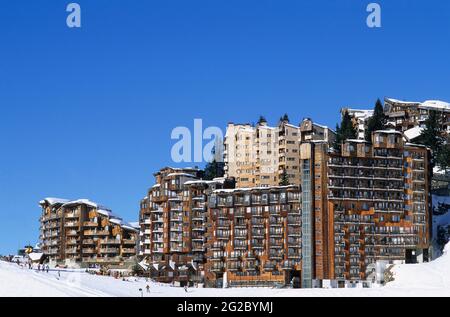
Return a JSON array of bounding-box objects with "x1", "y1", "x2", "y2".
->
[
  {"x1": 386, "y1": 242, "x2": 450, "y2": 296},
  {"x1": 1, "y1": 257, "x2": 450, "y2": 297}
]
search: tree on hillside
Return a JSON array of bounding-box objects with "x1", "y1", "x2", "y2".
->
[
  {"x1": 204, "y1": 159, "x2": 225, "y2": 180},
  {"x1": 417, "y1": 110, "x2": 444, "y2": 155},
  {"x1": 204, "y1": 144, "x2": 225, "y2": 180},
  {"x1": 436, "y1": 144, "x2": 450, "y2": 173},
  {"x1": 258, "y1": 115, "x2": 267, "y2": 125},
  {"x1": 365, "y1": 99, "x2": 388, "y2": 142},
  {"x1": 334, "y1": 110, "x2": 357, "y2": 152}
]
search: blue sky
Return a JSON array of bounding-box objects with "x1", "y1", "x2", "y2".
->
[{"x1": 0, "y1": 0, "x2": 449, "y2": 254}]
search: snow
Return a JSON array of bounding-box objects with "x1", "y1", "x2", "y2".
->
[
  {"x1": 404, "y1": 126, "x2": 424, "y2": 141},
  {"x1": 39, "y1": 198, "x2": 70, "y2": 206},
  {"x1": 27, "y1": 253, "x2": 44, "y2": 262},
  {"x1": 374, "y1": 129, "x2": 403, "y2": 135},
  {"x1": 387, "y1": 242, "x2": 450, "y2": 296},
  {"x1": 166, "y1": 173, "x2": 198, "y2": 178},
  {"x1": 346, "y1": 109, "x2": 374, "y2": 120},
  {"x1": 63, "y1": 199, "x2": 99, "y2": 209},
  {"x1": 214, "y1": 185, "x2": 298, "y2": 194},
  {"x1": 1, "y1": 258, "x2": 450, "y2": 297},
  {"x1": 385, "y1": 97, "x2": 450, "y2": 112},
  {"x1": 385, "y1": 98, "x2": 420, "y2": 105},
  {"x1": 421, "y1": 100, "x2": 450, "y2": 112}
]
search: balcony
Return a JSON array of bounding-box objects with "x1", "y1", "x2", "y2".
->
[
  {"x1": 64, "y1": 221, "x2": 80, "y2": 228},
  {"x1": 65, "y1": 212, "x2": 80, "y2": 219},
  {"x1": 100, "y1": 248, "x2": 120, "y2": 254},
  {"x1": 122, "y1": 248, "x2": 136, "y2": 254},
  {"x1": 84, "y1": 230, "x2": 109, "y2": 236},
  {"x1": 82, "y1": 239, "x2": 95, "y2": 245},
  {"x1": 101, "y1": 239, "x2": 121, "y2": 245},
  {"x1": 82, "y1": 248, "x2": 97, "y2": 254},
  {"x1": 83, "y1": 221, "x2": 98, "y2": 227}
]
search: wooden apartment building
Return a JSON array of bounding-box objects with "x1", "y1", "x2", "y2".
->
[
  {"x1": 299, "y1": 130, "x2": 432, "y2": 287},
  {"x1": 39, "y1": 198, "x2": 138, "y2": 267},
  {"x1": 139, "y1": 167, "x2": 230, "y2": 284},
  {"x1": 205, "y1": 186, "x2": 302, "y2": 288}
]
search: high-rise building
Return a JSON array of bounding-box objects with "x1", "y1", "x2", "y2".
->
[
  {"x1": 139, "y1": 167, "x2": 229, "y2": 284},
  {"x1": 224, "y1": 117, "x2": 335, "y2": 188},
  {"x1": 299, "y1": 130, "x2": 432, "y2": 287},
  {"x1": 39, "y1": 198, "x2": 138, "y2": 267},
  {"x1": 205, "y1": 186, "x2": 302, "y2": 288}
]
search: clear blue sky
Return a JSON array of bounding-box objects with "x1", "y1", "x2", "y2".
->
[{"x1": 0, "y1": 0, "x2": 449, "y2": 254}]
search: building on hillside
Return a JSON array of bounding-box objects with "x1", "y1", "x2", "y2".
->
[
  {"x1": 299, "y1": 130, "x2": 432, "y2": 288},
  {"x1": 384, "y1": 98, "x2": 450, "y2": 134},
  {"x1": 39, "y1": 198, "x2": 138, "y2": 267},
  {"x1": 205, "y1": 186, "x2": 302, "y2": 288},
  {"x1": 341, "y1": 108, "x2": 374, "y2": 140},
  {"x1": 138, "y1": 167, "x2": 231, "y2": 285},
  {"x1": 224, "y1": 117, "x2": 335, "y2": 188}
]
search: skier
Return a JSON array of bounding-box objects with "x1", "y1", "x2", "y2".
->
[
  {"x1": 184, "y1": 285, "x2": 188, "y2": 293},
  {"x1": 146, "y1": 284, "x2": 150, "y2": 294},
  {"x1": 46, "y1": 265, "x2": 49, "y2": 273}
]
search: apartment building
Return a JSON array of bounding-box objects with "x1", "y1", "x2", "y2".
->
[
  {"x1": 384, "y1": 98, "x2": 450, "y2": 134},
  {"x1": 299, "y1": 130, "x2": 432, "y2": 287},
  {"x1": 224, "y1": 117, "x2": 335, "y2": 188},
  {"x1": 39, "y1": 198, "x2": 138, "y2": 267},
  {"x1": 341, "y1": 108, "x2": 374, "y2": 140},
  {"x1": 205, "y1": 186, "x2": 302, "y2": 288},
  {"x1": 139, "y1": 167, "x2": 230, "y2": 284}
]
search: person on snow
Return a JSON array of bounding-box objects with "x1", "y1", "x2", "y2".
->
[{"x1": 146, "y1": 285, "x2": 150, "y2": 293}]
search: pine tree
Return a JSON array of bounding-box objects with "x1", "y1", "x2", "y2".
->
[
  {"x1": 417, "y1": 110, "x2": 444, "y2": 155},
  {"x1": 282, "y1": 113, "x2": 290, "y2": 123},
  {"x1": 365, "y1": 99, "x2": 387, "y2": 142},
  {"x1": 204, "y1": 159, "x2": 225, "y2": 180},
  {"x1": 279, "y1": 169, "x2": 290, "y2": 186},
  {"x1": 334, "y1": 111, "x2": 357, "y2": 151},
  {"x1": 258, "y1": 116, "x2": 267, "y2": 125},
  {"x1": 436, "y1": 144, "x2": 450, "y2": 173}
]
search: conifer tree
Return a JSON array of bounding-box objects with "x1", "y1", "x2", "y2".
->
[
  {"x1": 365, "y1": 99, "x2": 387, "y2": 142},
  {"x1": 334, "y1": 110, "x2": 357, "y2": 151}
]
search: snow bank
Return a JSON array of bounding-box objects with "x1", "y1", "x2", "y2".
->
[{"x1": 387, "y1": 242, "x2": 450, "y2": 296}]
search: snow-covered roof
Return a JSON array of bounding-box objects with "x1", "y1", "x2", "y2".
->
[
  {"x1": 420, "y1": 100, "x2": 450, "y2": 112},
  {"x1": 39, "y1": 198, "x2": 70, "y2": 206},
  {"x1": 214, "y1": 185, "x2": 298, "y2": 194},
  {"x1": 404, "y1": 126, "x2": 424, "y2": 141},
  {"x1": 386, "y1": 98, "x2": 450, "y2": 112},
  {"x1": 28, "y1": 253, "x2": 44, "y2": 262},
  {"x1": 184, "y1": 179, "x2": 225, "y2": 186},
  {"x1": 385, "y1": 98, "x2": 420, "y2": 105},
  {"x1": 128, "y1": 222, "x2": 140, "y2": 229},
  {"x1": 62, "y1": 199, "x2": 100, "y2": 209},
  {"x1": 166, "y1": 173, "x2": 198, "y2": 178},
  {"x1": 374, "y1": 130, "x2": 403, "y2": 135},
  {"x1": 345, "y1": 139, "x2": 370, "y2": 143},
  {"x1": 346, "y1": 109, "x2": 374, "y2": 119}
]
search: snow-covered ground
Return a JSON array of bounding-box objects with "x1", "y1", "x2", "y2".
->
[{"x1": 2, "y1": 245, "x2": 450, "y2": 297}]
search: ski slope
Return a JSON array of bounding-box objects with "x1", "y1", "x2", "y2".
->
[{"x1": 1, "y1": 244, "x2": 450, "y2": 297}]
